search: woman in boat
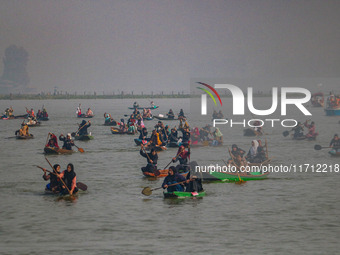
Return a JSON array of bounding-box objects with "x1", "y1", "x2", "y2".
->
[
  {"x1": 86, "y1": 108, "x2": 93, "y2": 116},
  {"x1": 200, "y1": 125, "x2": 212, "y2": 141},
  {"x1": 161, "y1": 125, "x2": 169, "y2": 142},
  {"x1": 42, "y1": 164, "x2": 62, "y2": 193},
  {"x1": 76, "y1": 104, "x2": 82, "y2": 117},
  {"x1": 46, "y1": 133, "x2": 59, "y2": 149},
  {"x1": 36, "y1": 109, "x2": 42, "y2": 119},
  {"x1": 304, "y1": 120, "x2": 318, "y2": 138},
  {"x1": 172, "y1": 145, "x2": 190, "y2": 173},
  {"x1": 162, "y1": 166, "x2": 186, "y2": 192},
  {"x1": 146, "y1": 109, "x2": 152, "y2": 118},
  {"x1": 58, "y1": 163, "x2": 78, "y2": 195},
  {"x1": 59, "y1": 134, "x2": 75, "y2": 150},
  {"x1": 42, "y1": 108, "x2": 48, "y2": 118},
  {"x1": 329, "y1": 134, "x2": 340, "y2": 152},
  {"x1": 246, "y1": 140, "x2": 259, "y2": 163},
  {"x1": 118, "y1": 119, "x2": 127, "y2": 132},
  {"x1": 132, "y1": 108, "x2": 140, "y2": 119},
  {"x1": 212, "y1": 127, "x2": 223, "y2": 146},
  {"x1": 138, "y1": 127, "x2": 148, "y2": 140},
  {"x1": 140, "y1": 145, "x2": 158, "y2": 173},
  {"x1": 185, "y1": 172, "x2": 203, "y2": 193},
  {"x1": 178, "y1": 109, "x2": 185, "y2": 118},
  {"x1": 228, "y1": 144, "x2": 245, "y2": 165},
  {"x1": 166, "y1": 109, "x2": 175, "y2": 119},
  {"x1": 169, "y1": 128, "x2": 179, "y2": 143},
  {"x1": 104, "y1": 113, "x2": 112, "y2": 124},
  {"x1": 146, "y1": 130, "x2": 165, "y2": 149},
  {"x1": 179, "y1": 117, "x2": 190, "y2": 131},
  {"x1": 181, "y1": 127, "x2": 191, "y2": 145},
  {"x1": 252, "y1": 139, "x2": 267, "y2": 163},
  {"x1": 133, "y1": 101, "x2": 139, "y2": 108},
  {"x1": 291, "y1": 122, "x2": 304, "y2": 138},
  {"x1": 212, "y1": 110, "x2": 218, "y2": 119},
  {"x1": 17, "y1": 122, "x2": 30, "y2": 136},
  {"x1": 191, "y1": 127, "x2": 201, "y2": 144},
  {"x1": 217, "y1": 110, "x2": 224, "y2": 119},
  {"x1": 78, "y1": 120, "x2": 91, "y2": 136},
  {"x1": 253, "y1": 120, "x2": 263, "y2": 135}
]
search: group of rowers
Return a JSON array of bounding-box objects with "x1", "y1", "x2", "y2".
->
[
  {"x1": 191, "y1": 125, "x2": 223, "y2": 146},
  {"x1": 41, "y1": 163, "x2": 78, "y2": 195},
  {"x1": 291, "y1": 120, "x2": 318, "y2": 139},
  {"x1": 45, "y1": 120, "x2": 91, "y2": 150},
  {"x1": 76, "y1": 104, "x2": 94, "y2": 117},
  {"x1": 228, "y1": 140, "x2": 268, "y2": 167},
  {"x1": 326, "y1": 92, "x2": 340, "y2": 109}
]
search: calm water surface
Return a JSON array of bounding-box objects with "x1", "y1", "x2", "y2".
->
[{"x1": 0, "y1": 98, "x2": 339, "y2": 255}]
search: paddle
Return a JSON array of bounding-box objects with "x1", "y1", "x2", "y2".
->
[
  {"x1": 141, "y1": 144, "x2": 160, "y2": 176},
  {"x1": 74, "y1": 144, "x2": 84, "y2": 153},
  {"x1": 36, "y1": 165, "x2": 88, "y2": 191},
  {"x1": 282, "y1": 130, "x2": 291, "y2": 137},
  {"x1": 142, "y1": 180, "x2": 187, "y2": 196},
  {"x1": 163, "y1": 145, "x2": 186, "y2": 170},
  {"x1": 313, "y1": 144, "x2": 340, "y2": 150}
]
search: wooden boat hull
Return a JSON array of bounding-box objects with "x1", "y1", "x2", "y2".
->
[
  {"x1": 190, "y1": 141, "x2": 210, "y2": 147},
  {"x1": 74, "y1": 135, "x2": 94, "y2": 141},
  {"x1": 44, "y1": 147, "x2": 73, "y2": 154},
  {"x1": 325, "y1": 108, "x2": 340, "y2": 116},
  {"x1": 111, "y1": 128, "x2": 135, "y2": 135},
  {"x1": 143, "y1": 117, "x2": 153, "y2": 120},
  {"x1": 163, "y1": 191, "x2": 206, "y2": 198},
  {"x1": 37, "y1": 117, "x2": 49, "y2": 121},
  {"x1": 210, "y1": 171, "x2": 269, "y2": 182},
  {"x1": 16, "y1": 134, "x2": 34, "y2": 139},
  {"x1": 292, "y1": 136, "x2": 316, "y2": 141},
  {"x1": 104, "y1": 121, "x2": 117, "y2": 126},
  {"x1": 248, "y1": 159, "x2": 271, "y2": 167},
  {"x1": 143, "y1": 170, "x2": 188, "y2": 178},
  {"x1": 328, "y1": 150, "x2": 340, "y2": 157},
  {"x1": 128, "y1": 106, "x2": 159, "y2": 110},
  {"x1": 77, "y1": 114, "x2": 94, "y2": 118},
  {"x1": 154, "y1": 115, "x2": 178, "y2": 120},
  {"x1": 167, "y1": 141, "x2": 181, "y2": 147},
  {"x1": 134, "y1": 138, "x2": 148, "y2": 145}
]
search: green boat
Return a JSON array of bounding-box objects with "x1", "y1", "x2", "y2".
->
[
  {"x1": 163, "y1": 191, "x2": 206, "y2": 198},
  {"x1": 74, "y1": 134, "x2": 94, "y2": 141},
  {"x1": 210, "y1": 171, "x2": 269, "y2": 182}
]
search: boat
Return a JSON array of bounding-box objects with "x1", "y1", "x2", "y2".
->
[
  {"x1": 77, "y1": 114, "x2": 94, "y2": 118},
  {"x1": 154, "y1": 114, "x2": 178, "y2": 120},
  {"x1": 311, "y1": 92, "x2": 324, "y2": 107},
  {"x1": 210, "y1": 170, "x2": 269, "y2": 182},
  {"x1": 128, "y1": 106, "x2": 159, "y2": 110},
  {"x1": 324, "y1": 106, "x2": 340, "y2": 116},
  {"x1": 1, "y1": 114, "x2": 28, "y2": 120},
  {"x1": 111, "y1": 127, "x2": 135, "y2": 135},
  {"x1": 143, "y1": 169, "x2": 189, "y2": 178},
  {"x1": 26, "y1": 121, "x2": 41, "y2": 127},
  {"x1": 74, "y1": 134, "x2": 94, "y2": 141},
  {"x1": 16, "y1": 134, "x2": 34, "y2": 139},
  {"x1": 163, "y1": 191, "x2": 206, "y2": 198},
  {"x1": 292, "y1": 135, "x2": 317, "y2": 141},
  {"x1": 104, "y1": 120, "x2": 117, "y2": 126},
  {"x1": 167, "y1": 141, "x2": 181, "y2": 148},
  {"x1": 44, "y1": 147, "x2": 74, "y2": 154},
  {"x1": 243, "y1": 128, "x2": 262, "y2": 136},
  {"x1": 134, "y1": 138, "x2": 149, "y2": 145},
  {"x1": 328, "y1": 150, "x2": 340, "y2": 157},
  {"x1": 37, "y1": 116, "x2": 49, "y2": 121},
  {"x1": 143, "y1": 116, "x2": 153, "y2": 121}
]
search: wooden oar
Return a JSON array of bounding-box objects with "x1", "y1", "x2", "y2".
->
[
  {"x1": 163, "y1": 146, "x2": 186, "y2": 170},
  {"x1": 227, "y1": 149, "x2": 246, "y2": 183},
  {"x1": 142, "y1": 180, "x2": 187, "y2": 196},
  {"x1": 74, "y1": 144, "x2": 84, "y2": 153},
  {"x1": 42, "y1": 159, "x2": 71, "y2": 195},
  {"x1": 314, "y1": 144, "x2": 339, "y2": 150}
]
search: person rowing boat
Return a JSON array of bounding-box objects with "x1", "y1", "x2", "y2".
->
[
  {"x1": 59, "y1": 134, "x2": 75, "y2": 150},
  {"x1": 330, "y1": 134, "x2": 340, "y2": 152},
  {"x1": 140, "y1": 144, "x2": 158, "y2": 174},
  {"x1": 172, "y1": 145, "x2": 190, "y2": 173},
  {"x1": 58, "y1": 163, "x2": 78, "y2": 195},
  {"x1": 46, "y1": 133, "x2": 59, "y2": 149},
  {"x1": 42, "y1": 164, "x2": 62, "y2": 193}
]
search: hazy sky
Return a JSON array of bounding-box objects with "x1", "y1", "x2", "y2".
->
[{"x1": 1, "y1": 0, "x2": 340, "y2": 94}]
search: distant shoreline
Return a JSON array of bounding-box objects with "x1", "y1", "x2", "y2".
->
[{"x1": 0, "y1": 93, "x2": 274, "y2": 100}]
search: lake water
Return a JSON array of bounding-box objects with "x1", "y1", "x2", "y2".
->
[{"x1": 0, "y1": 98, "x2": 339, "y2": 255}]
